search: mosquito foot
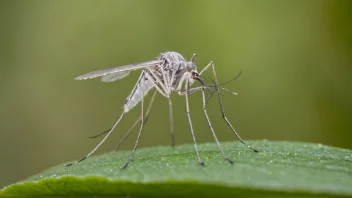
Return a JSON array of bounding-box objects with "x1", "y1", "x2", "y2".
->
[
  {"x1": 121, "y1": 163, "x2": 129, "y2": 169},
  {"x1": 64, "y1": 163, "x2": 73, "y2": 167},
  {"x1": 247, "y1": 145, "x2": 260, "y2": 152},
  {"x1": 225, "y1": 157, "x2": 234, "y2": 165},
  {"x1": 199, "y1": 161, "x2": 205, "y2": 166}
]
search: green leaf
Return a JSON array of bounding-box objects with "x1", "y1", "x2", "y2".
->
[{"x1": 1, "y1": 140, "x2": 351, "y2": 197}]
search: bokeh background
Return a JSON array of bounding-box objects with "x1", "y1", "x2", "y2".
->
[{"x1": 0, "y1": 0, "x2": 351, "y2": 188}]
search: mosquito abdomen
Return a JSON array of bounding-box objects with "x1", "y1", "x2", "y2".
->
[{"x1": 124, "y1": 79, "x2": 154, "y2": 113}]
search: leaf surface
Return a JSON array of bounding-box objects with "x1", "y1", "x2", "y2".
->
[{"x1": 1, "y1": 140, "x2": 351, "y2": 197}]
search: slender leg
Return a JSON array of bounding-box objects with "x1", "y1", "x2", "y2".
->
[
  {"x1": 145, "y1": 70, "x2": 168, "y2": 98},
  {"x1": 179, "y1": 86, "x2": 204, "y2": 96},
  {"x1": 65, "y1": 111, "x2": 125, "y2": 166},
  {"x1": 185, "y1": 79, "x2": 204, "y2": 166},
  {"x1": 201, "y1": 88, "x2": 233, "y2": 164},
  {"x1": 205, "y1": 90, "x2": 215, "y2": 105},
  {"x1": 121, "y1": 77, "x2": 146, "y2": 169},
  {"x1": 209, "y1": 61, "x2": 259, "y2": 152},
  {"x1": 146, "y1": 68, "x2": 169, "y2": 95},
  {"x1": 190, "y1": 53, "x2": 197, "y2": 64},
  {"x1": 169, "y1": 66, "x2": 177, "y2": 91},
  {"x1": 87, "y1": 72, "x2": 148, "y2": 139},
  {"x1": 113, "y1": 117, "x2": 140, "y2": 152},
  {"x1": 199, "y1": 61, "x2": 212, "y2": 75},
  {"x1": 113, "y1": 89, "x2": 157, "y2": 152},
  {"x1": 87, "y1": 128, "x2": 110, "y2": 139},
  {"x1": 158, "y1": 62, "x2": 170, "y2": 93},
  {"x1": 65, "y1": 71, "x2": 152, "y2": 166},
  {"x1": 168, "y1": 98, "x2": 175, "y2": 147}
]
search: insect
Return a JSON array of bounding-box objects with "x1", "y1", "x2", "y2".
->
[{"x1": 65, "y1": 51, "x2": 259, "y2": 169}]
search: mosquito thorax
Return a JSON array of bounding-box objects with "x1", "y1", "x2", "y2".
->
[{"x1": 159, "y1": 51, "x2": 187, "y2": 66}]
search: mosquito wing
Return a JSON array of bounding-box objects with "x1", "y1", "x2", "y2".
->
[
  {"x1": 101, "y1": 70, "x2": 130, "y2": 82},
  {"x1": 75, "y1": 60, "x2": 163, "y2": 80}
]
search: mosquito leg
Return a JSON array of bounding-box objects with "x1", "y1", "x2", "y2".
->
[
  {"x1": 146, "y1": 68, "x2": 168, "y2": 95},
  {"x1": 87, "y1": 128, "x2": 110, "y2": 138},
  {"x1": 64, "y1": 111, "x2": 125, "y2": 166},
  {"x1": 113, "y1": 89, "x2": 157, "y2": 152},
  {"x1": 190, "y1": 53, "x2": 197, "y2": 63},
  {"x1": 121, "y1": 76, "x2": 146, "y2": 169},
  {"x1": 199, "y1": 61, "x2": 213, "y2": 75},
  {"x1": 113, "y1": 117, "x2": 140, "y2": 152},
  {"x1": 158, "y1": 62, "x2": 170, "y2": 93},
  {"x1": 185, "y1": 79, "x2": 204, "y2": 166},
  {"x1": 178, "y1": 86, "x2": 204, "y2": 96},
  {"x1": 89, "y1": 88, "x2": 164, "y2": 141},
  {"x1": 144, "y1": 70, "x2": 168, "y2": 98},
  {"x1": 201, "y1": 88, "x2": 233, "y2": 164},
  {"x1": 168, "y1": 98, "x2": 175, "y2": 147},
  {"x1": 205, "y1": 90, "x2": 215, "y2": 105},
  {"x1": 65, "y1": 71, "x2": 152, "y2": 166},
  {"x1": 209, "y1": 61, "x2": 259, "y2": 152}
]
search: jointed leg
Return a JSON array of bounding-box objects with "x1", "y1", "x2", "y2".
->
[
  {"x1": 199, "y1": 61, "x2": 213, "y2": 75},
  {"x1": 121, "y1": 75, "x2": 147, "y2": 169},
  {"x1": 179, "y1": 86, "x2": 204, "y2": 96},
  {"x1": 146, "y1": 68, "x2": 169, "y2": 95},
  {"x1": 145, "y1": 70, "x2": 169, "y2": 98},
  {"x1": 201, "y1": 88, "x2": 234, "y2": 164},
  {"x1": 168, "y1": 97, "x2": 175, "y2": 147},
  {"x1": 185, "y1": 79, "x2": 204, "y2": 165},
  {"x1": 113, "y1": 89, "x2": 157, "y2": 152},
  {"x1": 190, "y1": 53, "x2": 197, "y2": 64},
  {"x1": 208, "y1": 61, "x2": 259, "y2": 152},
  {"x1": 65, "y1": 111, "x2": 125, "y2": 166}
]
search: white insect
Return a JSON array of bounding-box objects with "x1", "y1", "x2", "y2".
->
[{"x1": 66, "y1": 51, "x2": 258, "y2": 169}]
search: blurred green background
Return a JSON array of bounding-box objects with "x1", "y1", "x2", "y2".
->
[{"x1": 0, "y1": 0, "x2": 351, "y2": 188}]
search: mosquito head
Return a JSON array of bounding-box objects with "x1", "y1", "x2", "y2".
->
[
  {"x1": 191, "y1": 70, "x2": 199, "y2": 79},
  {"x1": 189, "y1": 70, "x2": 209, "y2": 88},
  {"x1": 195, "y1": 75, "x2": 207, "y2": 87},
  {"x1": 186, "y1": 61, "x2": 196, "y2": 72}
]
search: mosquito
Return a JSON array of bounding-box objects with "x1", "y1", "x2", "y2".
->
[{"x1": 65, "y1": 51, "x2": 259, "y2": 169}]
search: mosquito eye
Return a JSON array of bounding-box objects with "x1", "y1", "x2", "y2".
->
[{"x1": 191, "y1": 71, "x2": 199, "y2": 77}]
